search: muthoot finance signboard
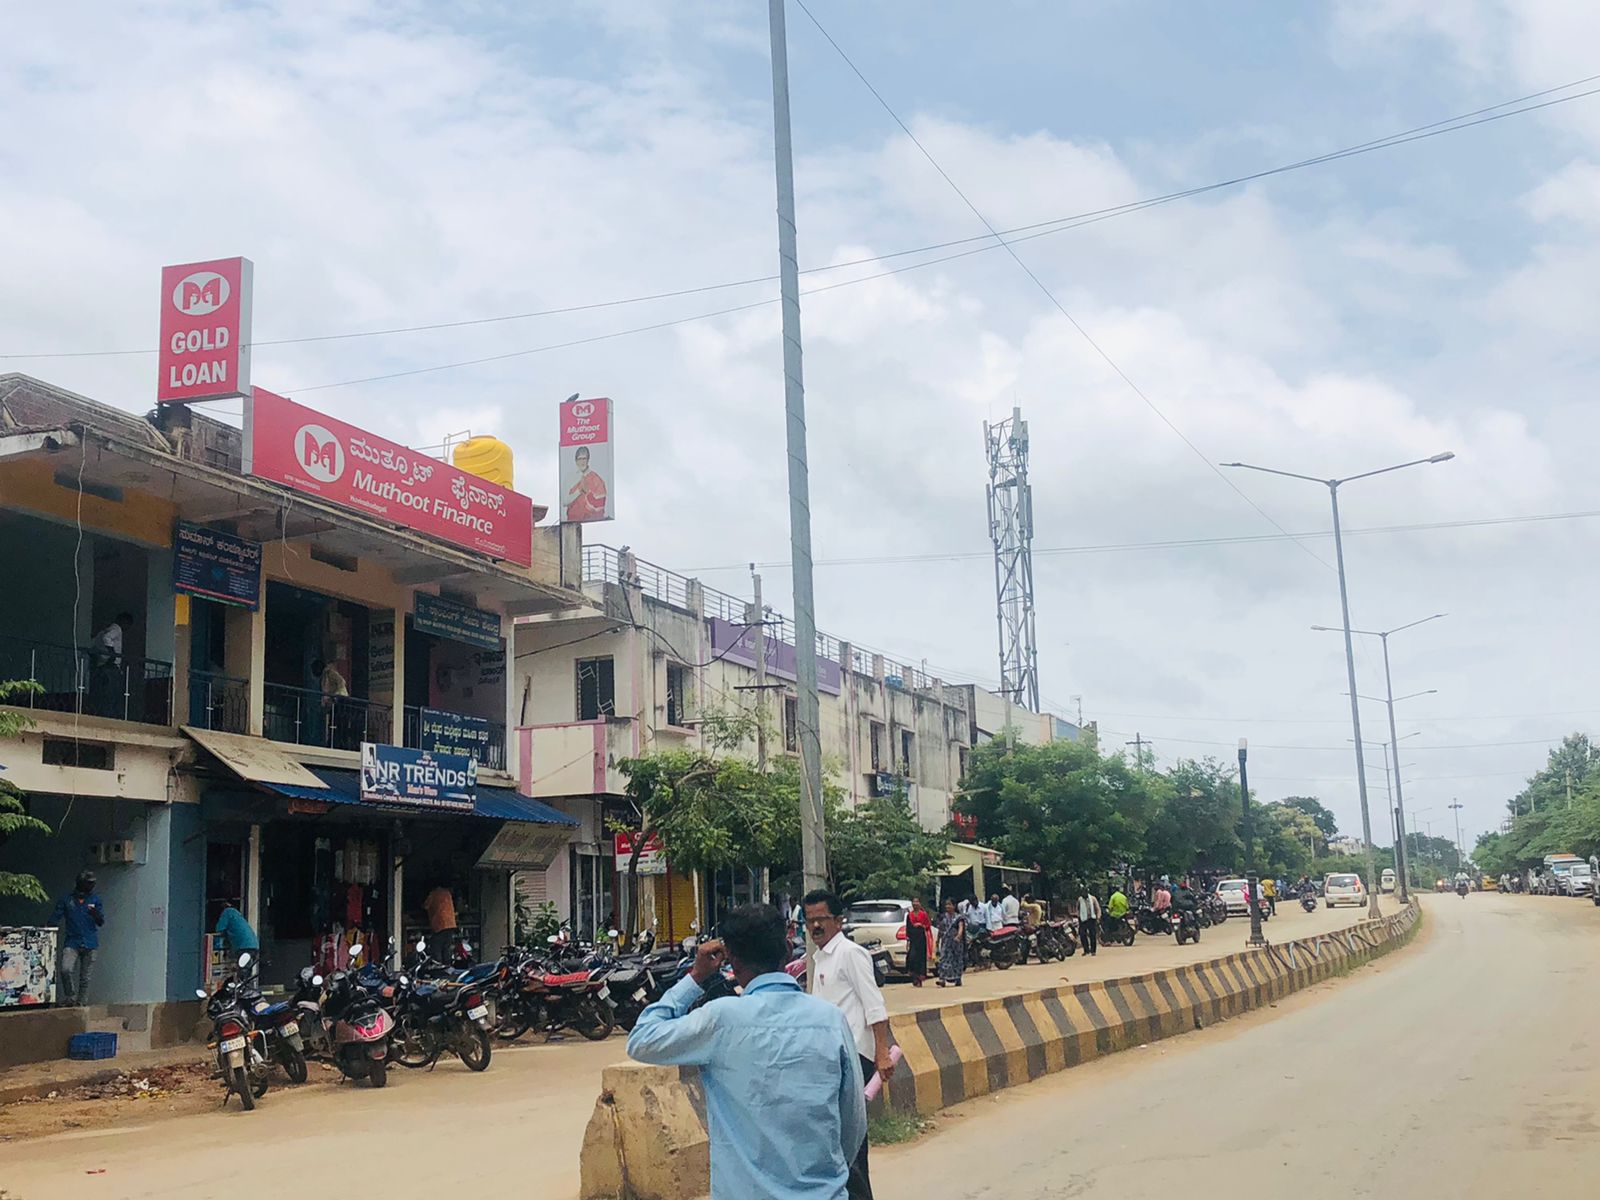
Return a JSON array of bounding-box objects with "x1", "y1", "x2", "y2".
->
[
  {"x1": 243, "y1": 388, "x2": 534, "y2": 566},
  {"x1": 157, "y1": 257, "x2": 253, "y2": 403}
]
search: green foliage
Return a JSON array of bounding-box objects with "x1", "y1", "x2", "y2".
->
[
  {"x1": 867, "y1": 1110, "x2": 931, "y2": 1145},
  {"x1": 1474, "y1": 732, "x2": 1600, "y2": 879},
  {"x1": 828, "y1": 788, "x2": 949, "y2": 902},
  {"x1": 956, "y1": 737, "x2": 1160, "y2": 892},
  {"x1": 1280, "y1": 795, "x2": 1339, "y2": 838},
  {"x1": 0, "y1": 682, "x2": 49, "y2": 904},
  {"x1": 513, "y1": 892, "x2": 562, "y2": 947}
]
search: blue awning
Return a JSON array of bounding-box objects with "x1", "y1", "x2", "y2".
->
[{"x1": 260, "y1": 768, "x2": 576, "y2": 827}]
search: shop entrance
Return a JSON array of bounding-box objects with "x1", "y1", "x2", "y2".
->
[
  {"x1": 571, "y1": 848, "x2": 615, "y2": 942},
  {"x1": 260, "y1": 824, "x2": 389, "y2": 985},
  {"x1": 204, "y1": 840, "x2": 245, "y2": 932}
]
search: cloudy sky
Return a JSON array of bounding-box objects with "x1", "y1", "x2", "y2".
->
[{"x1": 5, "y1": 0, "x2": 1599, "y2": 850}]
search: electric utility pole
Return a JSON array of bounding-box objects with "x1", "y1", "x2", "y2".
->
[
  {"x1": 766, "y1": 0, "x2": 826, "y2": 903},
  {"x1": 751, "y1": 567, "x2": 767, "y2": 772}
]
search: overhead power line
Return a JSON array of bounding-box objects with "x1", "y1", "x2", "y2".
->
[
  {"x1": 6, "y1": 72, "x2": 1600, "y2": 364},
  {"x1": 677, "y1": 506, "x2": 1600, "y2": 573}
]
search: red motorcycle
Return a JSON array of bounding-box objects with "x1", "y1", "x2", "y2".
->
[
  {"x1": 494, "y1": 955, "x2": 614, "y2": 1042},
  {"x1": 320, "y1": 944, "x2": 395, "y2": 1087}
]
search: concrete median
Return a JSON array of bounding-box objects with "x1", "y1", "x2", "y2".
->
[{"x1": 579, "y1": 900, "x2": 1420, "y2": 1199}]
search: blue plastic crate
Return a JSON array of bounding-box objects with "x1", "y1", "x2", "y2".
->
[{"x1": 68, "y1": 1032, "x2": 117, "y2": 1060}]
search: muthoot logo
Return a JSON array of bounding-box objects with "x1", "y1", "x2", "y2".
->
[
  {"x1": 570, "y1": 400, "x2": 595, "y2": 419},
  {"x1": 172, "y1": 271, "x2": 230, "y2": 316},
  {"x1": 294, "y1": 424, "x2": 345, "y2": 483}
]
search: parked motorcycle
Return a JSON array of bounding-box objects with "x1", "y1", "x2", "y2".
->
[
  {"x1": 320, "y1": 944, "x2": 395, "y2": 1087},
  {"x1": 1135, "y1": 906, "x2": 1172, "y2": 937},
  {"x1": 243, "y1": 982, "x2": 309, "y2": 1084},
  {"x1": 495, "y1": 954, "x2": 616, "y2": 1041},
  {"x1": 198, "y1": 951, "x2": 271, "y2": 1111},
  {"x1": 1030, "y1": 919, "x2": 1075, "y2": 961},
  {"x1": 390, "y1": 946, "x2": 493, "y2": 1072},
  {"x1": 1203, "y1": 895, "x2": 1229, "y2": 925},
  {"x1": 967, "y1": 924, "x2": 1022, "y2": 969}
]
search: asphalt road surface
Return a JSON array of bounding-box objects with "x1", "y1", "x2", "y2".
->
[{"x1": 876, "y1": 892, "x2": 1600, "y2": 1196}]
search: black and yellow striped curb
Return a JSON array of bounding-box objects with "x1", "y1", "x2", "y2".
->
[
  {"x1": 578, "y1": 901, "x2": 1419, "y2": 1199},
  {"x1": 881, "y1": 901, "x2": 1419, "y2": 1115}
]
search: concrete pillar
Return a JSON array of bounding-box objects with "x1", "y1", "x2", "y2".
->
[
  {"x1": 390, "y1": 601, "x2": 407, "y2": 746},
  {"x1": 172, "y1": 594, "x2": 192, "y2": 727},
  {"x1": 246, "y1": 823, "x2": 262, "y2": 928},
  {"x1": 685, "y1": 578, "x2": 704, "y2": 618},
  {"x1": 872, "y1": 653, "x2": 885, "y2": 683}
]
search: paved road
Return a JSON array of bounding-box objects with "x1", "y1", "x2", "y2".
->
[
  {"x1": 0, "y1": 895, "x2": 1393, "y2": 1199},
  {"x1": 876, "y1": 892, "x2": 1600, "y2": 1196}
]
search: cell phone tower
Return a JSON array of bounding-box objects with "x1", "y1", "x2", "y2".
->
[{"x1": 984, "y1": 407, "x2": 1040, "y2": 712}]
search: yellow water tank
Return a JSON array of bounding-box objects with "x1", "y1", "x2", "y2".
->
[{"x1": 452, "y1": 436, "x2": 514, "y2": 488}]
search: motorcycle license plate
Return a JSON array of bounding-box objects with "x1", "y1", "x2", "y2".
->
[
  {"x1": 632, "y1": 988, "x2": 647, "y2": 1003},
  {"x1": 280, "y1": 1021, "x2": 299, "y2": 1038},
  {"x1": 597, "y1": 985, "x2": 610, "y2": 999},
  {"x1": 467, "y1": 1004, "x2": 488, "y2": 1021},
  {"x1": 220, "y1": 1036, "x2": 246, "y2": 1053}
]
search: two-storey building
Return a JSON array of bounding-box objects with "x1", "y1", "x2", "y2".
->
[{"x1": 0, "y1": 374, "x2": 580, "y2": 1039}]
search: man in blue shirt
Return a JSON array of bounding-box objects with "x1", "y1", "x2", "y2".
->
[
  {"x1": 627, "y1": 904, "x2": 866, "y2": 1199},
  {"x1": 52, "y1": 871, "x2": 104, "y2": 1005},
  {"x1": 214, "y1": 904, "x2": 260, "y2": 975}
]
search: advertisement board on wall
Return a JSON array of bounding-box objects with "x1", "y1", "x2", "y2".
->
[
  {"x1": 172, "y1": 521, "x2": 262, "y2": 609},
  {"x1": 243, "y1": 388, "x2": 534, "y2": 566},
  {"x1": 158, "y1": 257, "x2": 253, "y2": 404},
  {"x1": 558, "y1": 396, "x2": 614, "y2": 523},
  {"x1": 413, "y1": 592, "x2": 502, "y2": 650},
  {"x1": 706, "y1": 617, "x2": 842, "y2": 695},
  {"x1": 418, "y1": 707, "x2": 492, "y2": 763},
  {"x1": 359, "y1": 743, "x2": 476, "y2": 813},
  {"x1": 614, "y1": 831, "x2": 667, "y2": 876}
]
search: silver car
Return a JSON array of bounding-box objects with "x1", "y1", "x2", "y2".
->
[{"x1": 844, "y1": 900, "x2": 916, "y2": 971}]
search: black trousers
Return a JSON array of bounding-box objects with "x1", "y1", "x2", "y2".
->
[
  {"x1": 848, "y1": 1054, "x2": 874, "y2": 1199},
  {"x1": 1080, "y1": 917, "x2": 1098, "y2": 955}
]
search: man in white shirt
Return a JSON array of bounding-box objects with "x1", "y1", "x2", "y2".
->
[
  {"x1": 999, "y1": 887, "x2": 1021, "y2": 928},
  {"x1": 804, "y1": 890, "x2": 892, "y2": 1200},
  {"x1": 91, "y1": 612, "x2": 132, "y2": 666},
  {"x1": 983, "y1": 893, "x2": 1005, "y2": 932}
]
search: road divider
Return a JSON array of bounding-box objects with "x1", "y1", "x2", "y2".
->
[{"x1": 579, "y1": 901, "x2": 1420, "y2": 1200}]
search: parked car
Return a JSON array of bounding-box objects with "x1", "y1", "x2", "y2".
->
[
  {"x1": 843, "y1": 900, "x2": 921, "y2": 973},
  {"x1": 1214, "y1": 878, "x2": 1252, "y2": 916},
  {"x1": 1561, "y1": 862, "x2": 1593, "y2": 897},
  {"x1": 1323, "y1": 872, "x2": 1365, "y2": 908}
]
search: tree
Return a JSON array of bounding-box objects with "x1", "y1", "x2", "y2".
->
[
  {"x1": 614, "y1": 710, "x2": 797, "y2": 940},
  {"x1": 1143, "y1": 759, "x2": 1239, "y2": 877},
  {"x1": 0, "y1": 682, "x2": 51, "y2": 903},
  {"x1": 828, "y1": 788, "x2": 949, "y2": 902},
  {"x1": 956, "y1": 738, "x2": 1160, "y2": 897},
  {"x1": 1280, "y1": 795, "x2": 1338, "y2": 839},
  {"x1": 1260, "y1": 803, "x2": 1319, "y2": 877}
]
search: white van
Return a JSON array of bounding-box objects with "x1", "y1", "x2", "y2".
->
[{"x1": 1380, "y1": 868, "x2": 1396, "y2": 894}]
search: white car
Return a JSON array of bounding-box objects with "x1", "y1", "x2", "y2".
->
[
  {"x1": 1561, "y1": 865, "x2": 1593, "y2": 897},
  {"x1": 1324, "y1": 872, "x2": 1366, "y2": 908},
  {"x1": 1214, "y1": 878, "x2": 1252, "y2": 916},
  {"x1": 843, "y1": 900, "x2": 916, "y2": 971}
]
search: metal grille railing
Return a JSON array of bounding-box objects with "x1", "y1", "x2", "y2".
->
[
  {"x1": 0, "y1": 634, "x2": 174, "y2": 725},
  {"x1": 188, "y1": 670, "x2": 249, "y2": 734},
  {"x1": 263, "y1": 682, "x2": 391, "y2": 752}
]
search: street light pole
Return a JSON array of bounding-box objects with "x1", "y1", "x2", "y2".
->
[
  {"x1": 1450, "y1": 800, "x2": 1466, "y2": 877},
  {"x1": 1223, "y1": 451, "x2": 1454, "y2": 921},
  {"x1": 1239, "y1": 739, "x2": 1264, "y2": 946}
]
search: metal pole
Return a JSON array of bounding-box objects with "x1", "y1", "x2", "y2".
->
[
  {"x1": 1329, "y1": 482, "x2": 1382, "y2": 918},
  {"x1": 1380, "y1": 634, "x2": 1412, "y2": 902},
  {"x1": 752, "y1": 567, "x2": 770, "y2": 906},
  {"x1": 1450, "y1": 800, "x2": 1465, "y2": 876},
  {"x1": 767, "y1": 0, "x2": 826, "y2": 906},
  {"x1": 1239, "y1": 740, "x2": 1264, "y2": 946}
]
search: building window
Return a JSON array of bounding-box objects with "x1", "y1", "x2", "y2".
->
[
  {"x1": 666, "y1": 663, "x2": 689, "y2": 727},
  {"x1": 783, "y1": 695, "x2": 799, "y2": 753},
  {"x1": 42, "y1": 738, "x2": 114, "y2": 770},
  {"x1": 900, "y1": 729, "x2": 916, "y2": 778},
  {"x1": 869, "y1": 721, "x2": 885, "y2": 772},
  {"x1": 958, "y1": 745, "x2": 970, "y2": 781},
  {"x1": 576, "y1": 656, "x2": 616, "y2": 720}
]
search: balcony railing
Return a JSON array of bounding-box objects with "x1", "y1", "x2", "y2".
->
[
  {"x1": 262, "y1": 682, "x2": 391, "y2": 752},
  {"x1": 401, "y1": 706, "x2": 507, "y2": 772},
  {"x1": 188, "y1": 670, "x2": 250, "y2": 734},
  {"x1": 0, "y1": 633, "x2": 173, "y2": 725}
]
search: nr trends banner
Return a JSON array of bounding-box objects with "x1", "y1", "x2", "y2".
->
[
  {"x1": 359, "y1": 743, "x2": 476, "y2": 813},
  {"x1": 244, "y1": 388, "x2": 534, "y2": 566}
]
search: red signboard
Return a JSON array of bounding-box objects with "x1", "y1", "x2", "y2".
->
[
  {"x1": 243, "y1": 388, "x2": 534, "y2": 566},
  {"x1": 157, "y1": 257, "x2": 252, "y2": 404},
  {"x1": 559, "y1": 396, "x2": 614, "y2": 523}
]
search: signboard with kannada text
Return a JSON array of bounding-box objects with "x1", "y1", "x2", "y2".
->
[
  {"x1": 359, "y1": 743, "x2": 476, "y2": 813},
  {"x1": 413, "y1": 593, "x2": 502, "y2": 650},
  {"x1": 614, "y1": 831, "x2": 667, "y2": 876},
  {"x1": 172, "y1": 521, "x2": 262, "y2": 609},
  {"x1": 158, "y1": 257, "x2": 252, "y2": 404},
  {"x1": 243, "y1": 388, "x2": 533, "y2": 566},
  {"x1": 419, "y1": 707, "x2": 492, "y2": 763}
]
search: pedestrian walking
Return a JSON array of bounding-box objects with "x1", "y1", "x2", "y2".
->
[
  {"x1": 935, "y1": 898, "x2": 966, "y2": 988},
  {"x1": 805, "y1": 890, "x2": 893, "y2": 1200},
  {"x1": 53, "y1": 871, "x2": 104, "y2": 1005},
  {"x1": 627, "y1": 904, "x2": 865, "y2": 1199},
  {"x1": 1076, "y1": 887, "x2": 1100, "y2": 956},
  {"x1": 903, "y1": 897, "x2": 933, "y2": 987},
  {"x1": 1263, "y1": 876, "x2": 1277, "y2": 916}
]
